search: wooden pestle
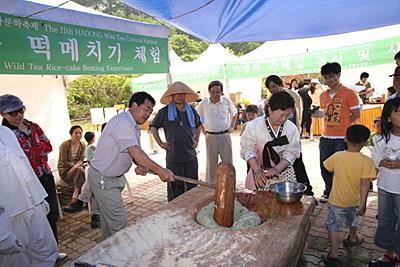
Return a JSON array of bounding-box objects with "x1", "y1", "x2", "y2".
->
[{"x1": 214, "y1": 162, "x2": 236, "y2": 227}]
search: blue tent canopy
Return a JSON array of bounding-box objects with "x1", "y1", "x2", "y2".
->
[{"x1": 120, "y1": 0, "x2": 400, "y2": 43}]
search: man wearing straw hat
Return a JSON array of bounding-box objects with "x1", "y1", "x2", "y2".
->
[{"x1": 150, "y1": 82, "x2": 202, "y2": 201}]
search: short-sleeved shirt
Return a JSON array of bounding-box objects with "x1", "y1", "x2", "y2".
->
[
  {"x1": 355, "y1": 81, "x2": 372, "y2": 101},
  {"x1": 85, "y1": 144, "x2": 95, "y2": 161},
  {"x1": 151, "y1": 104, "x2": 201, "y2": 163},
  {"x1": 91, "y1": 111, "x2": 140, "y2": 177},
  {"x1": 355, "y1": 81, "x2": 371, "y2": 89},
  {"x1": 196, "y1": 96, "x2": 237, "y2": 132},
  {"x1": 320, "y1": 85, "x2": 360, "y2": 138},
  {"x1": 324, "y1": 151, "x2": 377, "y2": 208},
  {"x1": 372, "y1": 134, "x2": 400, "y2": 194}
]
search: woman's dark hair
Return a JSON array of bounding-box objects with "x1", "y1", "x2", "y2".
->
[
  {"x1": 381, "y1": 98, "x2": 400, "y2": 143},
  {"x1": 129, "y1": 91, "x2": 155, "y2": 108},
  {"x1": 264, "y1": 91, "x2": 295, "y2": 117},
  {"x1": 265, "y1": 75, "x2": 283, "y2": 89},
  {"x1": 84, "y1": 131, "x2": 95, "y2": 143},
  {"x1": 69, "y1": 125, "x2": 83, "y2": 135},
  {"x1": 360, "y1": 72, "x2": 369, "y2": 79},
  {"x1": 208, "y1": 80, "x2": 223, "y2": 92},
  {"x1": 289, "y1": 79, "x2": 298, "y2": 89},
  {"x1": 321, "y1": 62, "x2": 341, "y2": 75}
]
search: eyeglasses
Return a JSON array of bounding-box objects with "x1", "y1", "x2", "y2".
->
[{"x1": 7, "y1": 107, "x2": 25, "y2": 117}]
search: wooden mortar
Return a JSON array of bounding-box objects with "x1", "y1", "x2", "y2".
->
[{"x1": 214, "y1": 162, "x2": 236, "y2": 227}]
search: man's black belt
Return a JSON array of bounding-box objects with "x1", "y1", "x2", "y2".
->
[
  {"x1": 206, "y1": 129, "x2": 229, "y2": 135},
  {"x1": 89, "y1": 162, "x2": 123, "y2": 178}
]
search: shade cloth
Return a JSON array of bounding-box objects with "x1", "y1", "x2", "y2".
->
[{"x1": 121, "y1": 0, "x2": 400, "y2": 43}]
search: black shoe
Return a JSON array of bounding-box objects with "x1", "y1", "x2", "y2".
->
[
  {"x1": 63, "y1": 199, "x2": 83, "y2": 213},
  {"x1": 90, "y1": 214, "x2": 100, "y2": 229}
]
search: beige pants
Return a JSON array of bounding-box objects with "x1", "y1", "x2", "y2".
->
[
  {"x1": 88, "y1": 167, "x2": 127, "y2": 239},
  {"x1": 205, "y1": 133, "x2": 233, "y2": 184},
  {"x1": 78, "y1": 177, "x2": 99, "y2": 215}
]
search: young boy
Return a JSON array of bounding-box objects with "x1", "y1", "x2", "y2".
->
[
  {"x1": 240, "y1": 104, "x2": 258, "y2": 172},
  {"x1": 368, "y1": 117, "x2": 381, "y2": 192},
  {"x1": 323, "y1": 124, "x2": 377, "y2": 266},
  {"x1": 369, "y1": 117, "x2": 382, "y2": 147},
  {"x1": 84, "y1": 131, "x2": 96, "y2": 161}
]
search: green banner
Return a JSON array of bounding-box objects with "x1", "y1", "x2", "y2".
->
[
  {"x1": 0, "y1": 12, "x2": 168, "y2": 75},
  {"x1": 173, "y1": 65, "x2": 225, "y2": 83},
  {"x1": 131, "y1": 78, "x2": 167, "y2": 92},
  {"x1": 132, "y1": 65, "x2": 224, "y2": 92},
  {"x1": 226, "y1": 36, "x2": 400, "y2": 78}
]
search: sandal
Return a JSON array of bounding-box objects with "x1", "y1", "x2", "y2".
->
[
  {"x1": 322, "y1": 255, "x2": 342, "y2": 267},
  {"x1": 343, "y1": 234, "x2": 364, "y2": 247},
  {"x1": 369, "y1": 254, "x2": 398, "y2": 267}
]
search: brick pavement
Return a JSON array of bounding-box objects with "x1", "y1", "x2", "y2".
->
[{"x1": 56, "y1": 133, "x2": 384, "y2": 266}]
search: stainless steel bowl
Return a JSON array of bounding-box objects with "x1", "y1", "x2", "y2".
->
[{"x1": 268, "y1": 181, "x2": 307, "y2": 204}]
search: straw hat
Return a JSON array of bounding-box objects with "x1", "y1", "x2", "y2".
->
[{"x1": 160, "y1": 82, "x2": 198, "y2": 105}]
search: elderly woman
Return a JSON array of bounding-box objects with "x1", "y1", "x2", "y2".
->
[
  {"x1": 58, "y1": 125, "x2": 86, "y2": 212},
  {"x1": 241, "y1": 91, "x2": 301, "y2": 190}
]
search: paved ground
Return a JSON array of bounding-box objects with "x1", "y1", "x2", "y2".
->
[{"x1": 56, "y1": 132, "x2": 385, "y2": 266}]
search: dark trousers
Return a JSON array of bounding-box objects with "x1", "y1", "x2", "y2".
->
[
  {"x1": 293, "y1": 154, "x2": 314, "y2": 196},
  {"x1": 301, "y1": 108, "x2": 312, "y2": 134},
  {"x1": 319, "y1": 137, "x2": 347, "y2": 196},
  {"x1": 166, "y1": 158, "x2": 198, "y2": 202},
  {"x1": 38, "y1": 172, "x2": 59, "y2": 243}
]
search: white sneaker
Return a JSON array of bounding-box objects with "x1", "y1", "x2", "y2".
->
[
  {"x1": 57, "y1": 252, "x2": 67, "y2": 260},
  {"x1": 319, "y1": 195, "x2": 329, "y2": 203}
]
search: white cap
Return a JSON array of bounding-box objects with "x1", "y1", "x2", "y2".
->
[{"x1": 311, "y1": 78, "x2": 320, "y2": 84}]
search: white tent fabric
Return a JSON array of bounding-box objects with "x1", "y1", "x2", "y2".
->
[
  {"x1": 169, "y1": 50, "x2": 186, "y2": 72},
  {"x1": 174, "y1": 44, "x2": 236, "y2": 74},
  {"x1": 237, "y1": 24, "x2": 400, "y2": 61},
  {"x1": 0, "y1": 75, "x2": 70, "y2": 172}
]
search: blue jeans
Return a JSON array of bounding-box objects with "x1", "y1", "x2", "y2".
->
[
  {"x1": 374, "y1": 188, "x2": 400, "y2": 254},
  {"x1": 319, "y1": 137, "x2": 347, "y2": 196},
  {"x1": 326, "y1": 204, "x2": 358, "y2": 231}
]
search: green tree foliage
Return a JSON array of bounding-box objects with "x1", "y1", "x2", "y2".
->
[
  {"x1": 67, "y1": 75, "x2": 132, "y2": 119},
  {"x1": 170, "y1": 34, "x2": 209, "y2": 61},
  {"x1": 223, "y1": 42, "x2": 263, "y2": 56}
]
